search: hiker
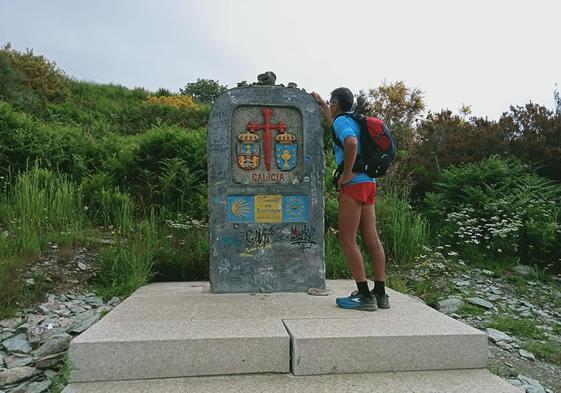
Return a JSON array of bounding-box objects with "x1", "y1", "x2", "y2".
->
[{"x1": 311, "y1": 88, "x2": 388, "y2": 311}]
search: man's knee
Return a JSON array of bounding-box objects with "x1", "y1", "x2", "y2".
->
[
  {"x1": 338, "y1": 231, "x2": 357, "y2": 249},
  {"x1": 362, "y1": 230, "x2": 380, "y2": 248}
]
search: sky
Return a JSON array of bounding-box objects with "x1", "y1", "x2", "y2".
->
[{"x1": 0, "y1": 0, "x2": 559, "y2": 119}]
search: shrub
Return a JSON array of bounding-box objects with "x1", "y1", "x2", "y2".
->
[
  {"x1": 425, "y1": 156, "x2": 561, "y2": 268},
  {"x1": 2, "y1": 44, "x2": 65, "y2": 98},
  {"x1": 129, "y1": 126, "x2": 208, "y2": 217},
  {"x1": 500, "y1": 103, "x2": 561, "y2": 181},
  {"x1": 144, "y1": 95, "x2": 199, "y2": 110},
  {"x1": 0, "y1": 102, "x2": 94, "y2": 180}
]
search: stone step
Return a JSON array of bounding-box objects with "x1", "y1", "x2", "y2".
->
[
  {"x1": 68, "y1": 318, "x2": 289, "y2": 382},
  {"x1": 62, "y1": 369, "x2": 523, "y2": 393},
  {"x1": 68, "y1": 280, "x2": 487, "y2": 382},
  {"x1": 285, "y1": 302, "x2": 487, "y2": 375}
]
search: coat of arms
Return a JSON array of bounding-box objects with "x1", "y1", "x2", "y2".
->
[
  {"x1": 237, "y1": 131, "x2": 260, "y2": 170},
  {"x1": 275, "y1": 132, "x2": 297, "y2": 171}
]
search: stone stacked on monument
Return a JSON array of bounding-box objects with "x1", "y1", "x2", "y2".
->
[{"x1": 208, "y1": 73, "x2": 325, "y2": 293}]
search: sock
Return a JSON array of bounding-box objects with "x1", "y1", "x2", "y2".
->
[
  {"x1": 356, "y1": 281, "x2": 372, "y2": 297},
  {"x1": 373, "y1": 281, "x2": 385, "y2": 296}
]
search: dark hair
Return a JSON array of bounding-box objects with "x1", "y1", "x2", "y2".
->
[{"x1": 330, "y1": 87, "x2": 354, "y2": 112}]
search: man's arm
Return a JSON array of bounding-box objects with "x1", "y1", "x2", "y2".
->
[
  {"x1": 310, "y1": 92, "x2": 332, "y2": 125},
  {"x1": 339, "y1": 136, "x2": 358, "y2": 185}
]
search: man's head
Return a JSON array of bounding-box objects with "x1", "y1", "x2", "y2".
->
[{"x1": 330, "y1": 87, "x2": 354, "y2": 115}]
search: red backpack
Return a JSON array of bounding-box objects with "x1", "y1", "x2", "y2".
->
[{"x1": 332, "y1": 113, "x2": 396, "y2": 179}]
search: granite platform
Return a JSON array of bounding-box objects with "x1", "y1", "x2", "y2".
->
[{"x1": 62, "y1": 280, "x2": 522, "y2": 392}]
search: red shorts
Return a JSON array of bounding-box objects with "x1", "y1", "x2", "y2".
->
[{"x1": 341, "y1": 182, "x2": 377, "y2": 205}]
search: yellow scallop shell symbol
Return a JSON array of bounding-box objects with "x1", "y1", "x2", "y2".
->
[{"x1": 231, "y1": 199, "x2": 250, "y2": 217}]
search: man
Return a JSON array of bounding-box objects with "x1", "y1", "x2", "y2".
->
[{"x1": 311, "y1": 88, "x2": 389, "y2": 311}]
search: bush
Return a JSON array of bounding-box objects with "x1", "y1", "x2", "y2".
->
[
  {"x1": 129, "y1": 125, "x2": 208, "y2": 217},
  {"x1": 425, "y1": 156, "x2": 561, "y2": 269},
  {"x1": 0, "y1": 102, "x2": 95, "y2": 180}
]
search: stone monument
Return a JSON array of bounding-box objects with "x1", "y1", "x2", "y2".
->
[{"x1": 208, "y1": 73, "x2": 325, "y2": 293}]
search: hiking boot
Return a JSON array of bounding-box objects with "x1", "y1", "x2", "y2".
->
[
  {"x1": 336, "y1": 292, "x2": 378, "y2": 311},
  {"x1": 372, "y1": 291, "x2": 390, "y2": 309}
]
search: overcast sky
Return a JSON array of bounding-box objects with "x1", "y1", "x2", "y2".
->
[{"x1": 1, "y1": 0, "x2": 559, "y2": 119}]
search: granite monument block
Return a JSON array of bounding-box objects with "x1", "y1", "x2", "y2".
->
[{"x1": 208, "y1": 78, "x2": 325, "y2": 293}]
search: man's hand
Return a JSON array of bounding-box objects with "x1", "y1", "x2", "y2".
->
[
  {"x1": 338, "y1": 172, "x2": 355, "y2": 187},
  {"x1": 311, "y1": 91, "x2": 332, "y2": 125},
  {"x1": 310, "y1": 92, "x2": 327, "y2": 107}
]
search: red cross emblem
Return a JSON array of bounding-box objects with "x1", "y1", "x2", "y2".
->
[{"x1": 247, "y1": 108, "x2": 286, "y2": 171}]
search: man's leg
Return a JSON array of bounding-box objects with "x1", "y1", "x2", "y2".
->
[
  {"x1": 359, "y1": 203, "x2": 389, "y2": 308},
  {"x1": 335, "y1": 191, "x2": 377, "y2": 311},
  {"x1": 338, "y1": 192, "x2": 367, "y2": 283},
  {"x1": 359, "y1": 204, "x2": 385, "y2": 282}
]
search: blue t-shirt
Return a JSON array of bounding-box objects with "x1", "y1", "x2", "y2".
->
[{"x1": 333, "y1": 113, "x2": 375, "y2": 185}]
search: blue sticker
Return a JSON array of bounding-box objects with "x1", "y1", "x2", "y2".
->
[
  {"x1": 282, "y1": 195, "x2": 309, "y2": 222},
  {"x1": 227, "y1": 196, "x2": 255, "y2": 223}
]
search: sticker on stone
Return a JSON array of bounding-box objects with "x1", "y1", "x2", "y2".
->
[
  {"x1": 282, "y1": 195, "x2": 309, "y2": 222},
  {"x1": 227, "y1": 196, "x2": 254, "y2": 223}
]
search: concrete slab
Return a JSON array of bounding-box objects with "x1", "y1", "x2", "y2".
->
[
  {"x1": 62, "y1": 369, "x2": 522, "y2": 393},
  {"x1": 67, "y1": 280, "x2": 488, "y2": 382},
  {"x1": 132, "y1": 281, "x2": 210, "y2": 296},
  {"x1": 132, "y1": 280, "x2": 418, "y2": 303},
  {"x1": 68, "y1": 319, "x2": 289, "y2": 382},
  {"x1": 102, "y1": 280, "x2": 417, "y2": 324},
  {"x1": 396, "y1": 369, "x2": 525, "y2": 393},
  {"x1": 285, "y1": 302, "x2": 487, "y2": 375}
]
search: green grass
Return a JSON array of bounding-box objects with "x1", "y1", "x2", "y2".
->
[
  {"x1": 523, "y1": 340, "x2": 561, "y2": 365},
  {"x1": 325, "y1": 229, "x2": 350, "y2": 279},
  {"x1": 487, "y1": 364, "x2": 503, "y2": 377},
  {"x1": 0, "y1": 166, "x2": 86, "y2": 255},
  {"x1": 94, "y1": 213, "x2": 159, "y2": 298},
  {"x1": 154, "y1": 222, "x2": 209, "y2": 281},
  {"x1": 486, "y1": 315, "x2": 546, "y2": 340},
  {"x1": 375, "y1": 189, "x2": 430, "y2": 264},
  {"x1": 0, "y1": 166, "x2": 93, "y2": 318},
  {"x1": 51, "y1": 356, "x2": 75, "y2": 393},
  {"x1": 386, "y1": 274, "x2": 408, "y2": 293},
  {"x1": 505, "y1": 275, "x2": 530, "y2": 296},
  {"x1": 458, "y1": 303, "x2": 486, "y2": 317},
  {"x1": 406, "y1": 277, "x2": 444, "y2": 307}
]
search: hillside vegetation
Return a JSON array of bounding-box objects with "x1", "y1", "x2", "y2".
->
[{"x1": 1, "y1": 45, "x2": 560, "y2": 318}]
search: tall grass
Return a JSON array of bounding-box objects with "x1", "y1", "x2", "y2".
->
[
  {"x1": 95, "y1": 212, "x2": 159, "y2": 298},
  {"x1": 325, "y1": 228, "x2": 349, "y2": 278},
  {"x1": 375, "y1": 188, "x2": 429, "y2": 264},
  {"x1": 324, "y1": 187, "x2": 430, "y2": 278},
  {"x1": 0, "y1": 166, "x2": 85, "y2": 255},
  {"x1": 154, "y1": 218, "x2": 209, "y2": 281},
  {"x1": 0, "y1": 166, "x2": 88, "y2": 318},
  {"x1": 97, "y1": 187, "x2": 134, "y2": 234}
]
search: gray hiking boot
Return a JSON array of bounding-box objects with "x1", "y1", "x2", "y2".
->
[{"x1": 373, "y1": 292, "x2": 390, "y2": 309}]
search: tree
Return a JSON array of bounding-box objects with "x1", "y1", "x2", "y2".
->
[
  {"x1": 554, "y1": 84, "x2": 561, "y2": 116},
  {"x1": 2, "y1": 43, "x2": 65, "y2": 98},
  {"x1": 179, "y1": 78, "x2": 228, "y2": 104},
  {"x1": 356, "y1": 80, "x2": 425, "y2": 150}
]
